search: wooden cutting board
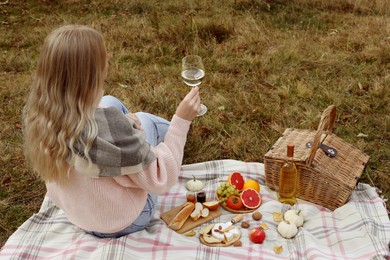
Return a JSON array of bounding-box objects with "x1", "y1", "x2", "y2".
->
[{"x1": 160, "y1": 203, "x2": 222, "y2": 234}]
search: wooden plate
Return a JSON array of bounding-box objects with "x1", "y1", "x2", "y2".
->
[
  {"x1": 217, "y1": 194, "x2": 261, "y2": 213},
  {"x1": 199, "y1": 226, "x2": 242, "y2": 247}
]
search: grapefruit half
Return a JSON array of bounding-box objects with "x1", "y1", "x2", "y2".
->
[
  {"x1": 227, "y1": 172, "x2": 245, "y2": 191},
  {"x1": 241, "y1": 188, "x2": 261, "y2": 209}
]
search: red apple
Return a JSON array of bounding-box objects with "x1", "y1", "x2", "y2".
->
[{"x1": 249, "y1": 227, "x2": 266, "y2": 244}]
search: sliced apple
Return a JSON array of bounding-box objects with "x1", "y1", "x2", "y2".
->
[
  {"x1": 202, "y1": 200, "x2": 220, "y2": 211},
  {"x1": 184, "y1": 230, "x2": 196, "y2": 237},
  {"x1": 203, "y1": 234, "x2": 222, "y2": 244},
  {"x1": 199, "y1": 223, "x2": 215, "y2": 235}
]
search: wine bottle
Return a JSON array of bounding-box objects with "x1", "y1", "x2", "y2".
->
[{"x1": 278, "y1": 144, "x2": 298, "y2": 205}]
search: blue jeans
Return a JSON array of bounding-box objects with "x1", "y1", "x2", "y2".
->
[
  {"x1": 99, "y1": 95, "x2": 170, "y2": 147},
  {"x1": 88, "y1": 95, "x2": 170, "y2": 238},
  {"x1": 89, "y1": 194, "x2": 158, "y2": 238}
]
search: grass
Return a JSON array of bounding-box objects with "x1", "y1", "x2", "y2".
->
[{"x1": 1, "y1": 0, "x2": 389, "y2": 247}]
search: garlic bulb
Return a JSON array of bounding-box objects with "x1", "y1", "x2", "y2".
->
[
  {"x1": 277, "y1": 220, "x2": 298, "y2": 239},
  {"x1": 186, "y1": 175, "x2": 204, "y2": 192},
  {"x1": 284, "y1": 209, "x2": 304, "y2": 227}
]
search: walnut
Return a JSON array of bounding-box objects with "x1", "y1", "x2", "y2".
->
[
  {"x1": 241, "y1": 221, "x2": 250, "y2": 228},
  {"x1": 233, "y1": 240, "x2": 242, "y2": 247},
  {"x1": 252, "y1": 211, "x2": 262, "y2": 221}
]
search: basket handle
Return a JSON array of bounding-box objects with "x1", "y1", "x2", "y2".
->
[{"x1": 307, "y1": 105, "x2": 337, "y2": 166}]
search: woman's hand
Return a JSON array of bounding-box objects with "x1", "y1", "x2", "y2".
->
[
  {"x1": 125, "y1": 113, "x2": 143, "y2": 130},
  {"x1": 175, "y1": 87, "x2": 201, "y2": 121}
]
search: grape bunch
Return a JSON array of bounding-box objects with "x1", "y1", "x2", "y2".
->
[{"x1": 216, "y1": 183, "x2": 240, "y2": 203}]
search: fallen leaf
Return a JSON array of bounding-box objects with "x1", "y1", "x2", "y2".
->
[
  {"x1": 274, "y1": 245, "x2": 283, "y2": 254},
  {"x1": 356, "y1": 133, "x2": 368, "y2": 138},
  {"x1": 273, "y1": 212, "x2": 282, "y2": 222},
  {"x1": 184, "y1": 230, "x2": 196, "y2": 237},
  {"x1": 260, "y1": 222, "x2": 269, "y2": 230}
]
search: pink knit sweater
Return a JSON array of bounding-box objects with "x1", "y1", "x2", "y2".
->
[{"x1": 46, "y1": 115, "x2": 191, "y2": 233}]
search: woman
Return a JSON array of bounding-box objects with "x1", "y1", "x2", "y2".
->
[{"x1": 23, "y1": 24, "x2": 200, "y2": 238}]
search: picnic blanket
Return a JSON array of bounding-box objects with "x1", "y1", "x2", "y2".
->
[{"x1": 1, "y1": 160, "x2": 389, "y2": 259}]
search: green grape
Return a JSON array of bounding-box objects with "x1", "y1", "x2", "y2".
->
[{"x1": 217, "y1": 181, "x2": 245, "y2": 203}]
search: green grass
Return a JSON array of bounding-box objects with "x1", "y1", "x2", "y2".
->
[{"x1": 1, "y1": 0, "x2": 389, "y2": 247}]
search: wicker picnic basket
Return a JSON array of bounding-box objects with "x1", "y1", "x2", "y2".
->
[{"x1": 264, "y1": 105, "x2": 370, "y2": 210}]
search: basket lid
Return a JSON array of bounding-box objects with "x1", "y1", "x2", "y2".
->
[
  {"x1": 264, "y1": 128, "x2": 370, "y2": 188},
  {"x1": 264, "y1": 128, "x2": 318, "y2": 163}
]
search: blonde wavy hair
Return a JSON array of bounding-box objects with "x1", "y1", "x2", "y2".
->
[{"x1": 23, "y1": 25, "x2": 107, "y2": 183}]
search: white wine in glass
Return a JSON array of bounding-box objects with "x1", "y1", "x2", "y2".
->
[{"x1": 181, "y1": 55, "x2": 207, "y2": 116}]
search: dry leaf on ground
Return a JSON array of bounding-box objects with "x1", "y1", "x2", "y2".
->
[{"x1": 273, "y1": 212, "x2": 283, "y2": 222}]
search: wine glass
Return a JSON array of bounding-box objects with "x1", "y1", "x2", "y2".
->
[{"x1": 181, "y1": 55, "x2": 207, "y2": 116}]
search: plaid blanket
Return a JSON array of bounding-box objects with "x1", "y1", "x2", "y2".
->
[{"x1": 1, "y1": 160, "x2": 389, "y2": 259}]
